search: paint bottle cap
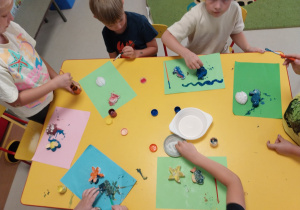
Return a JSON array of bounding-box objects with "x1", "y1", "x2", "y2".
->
[
  {"x1": 105, "y1": 117, "x2": 113, "y2": 125},
  {"x1": 210, "y1": 137, "x2": 218, "y2": 148},
  {"x1": 108, "y1": 109, "x2": 117, "y2": 118},
  {"x1": 57, "y1": 185, "x2": 67, "y2": 194},
  {"x1": 121, "y1": 128, "x2": 128, "y2": 136},
  {"x1": 149, "y1": 144, "x2": 157, "y2": 152},
  {"x1": 174, "y1": 106, "x2": 181, "y2": 113},
  {"x1": 151, "y1": 109, "x2": 158, "y2": 116}
]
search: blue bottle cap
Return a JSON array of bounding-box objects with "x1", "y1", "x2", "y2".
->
[
  {"x1": 151, "y1": 109, "x2": 158, "y2": 116},
  {"x1": 174, "y1": 106, "x2": 181, "y2": 113}
]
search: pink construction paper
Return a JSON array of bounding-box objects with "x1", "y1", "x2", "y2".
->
[{"x1": 32, "y1": 107, "x2": 90, "y2": 169}]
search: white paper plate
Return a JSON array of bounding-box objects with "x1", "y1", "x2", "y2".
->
[{"x1": 169, "y1": 107, "x2": 213, "y2": 140}]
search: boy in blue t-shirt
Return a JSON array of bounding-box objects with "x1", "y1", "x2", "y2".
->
[{"x1": 89, "y1": 0, "x2": 158, "y2": 59}]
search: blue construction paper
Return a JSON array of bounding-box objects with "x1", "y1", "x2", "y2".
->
[{"x1": 61, "y1": 145, "x2": 136, "y2": 209}]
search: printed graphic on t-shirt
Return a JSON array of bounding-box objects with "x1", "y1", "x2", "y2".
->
[
  {"x1": 117, "y1": 40, "x2": 135, "y2": 58},
  {"x1": 0, "y1": 33, "x2": 51, "y2": 109}
]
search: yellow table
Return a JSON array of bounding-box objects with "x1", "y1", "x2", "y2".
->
[{"x1": 22, "y1": 53, "x2": 298, "y2": 210}]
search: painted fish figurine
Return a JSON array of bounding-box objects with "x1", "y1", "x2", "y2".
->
[
  {"x1": 249, "y1": 89, "x2": 261, "y2": 107},
  {"x1": 109, "y1": 93, "x2": 120, "y2": 106},
  {"x1": 89, "y1": 167, "x2": 105, "y2": 183},
  {"x1": 173, "y1": 66, "x2": 185, "y2": 79},
  {"x1": 190, "y1": 167, "x2": 205, "y2": 185}
]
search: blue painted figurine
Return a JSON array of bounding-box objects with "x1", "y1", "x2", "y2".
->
[
  {"x1": 196, "y1": 66, "x2": 207, "y2": 80},
  {"x1": 249, "y1": 89, "x2": 261, "y2": 107},
  {"x1": 173, "y1": 66, "x2": 185, "y2": 79}
]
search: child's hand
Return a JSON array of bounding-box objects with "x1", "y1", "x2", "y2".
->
[
  {"x1": 183, "y1": 51, "x2": 203, "y2": 70},
  {"x1": 122, "y1": 46, "x2": 136, "y2": 59},
  {"x1": 74, "y1": 187, "x2": 100, "y2": 210},
  {"x1": 245, "y1": 46, "x2": 264, "y2": 53},
  {"x1": 52, "y1": 73, "x2": 73, "y2": 91},
  {"x1": 283, "y1": 54, "x2": 300, "y2": 75},
  {"x1": 267, "y1": 134, "x2": 298, "y2": 156},
  {"x1": 175, "y1": 141, "x2": 199, "y2": 162},
  {"x1": 112, "y1": 205, "x2": 128, "y2": 210}
]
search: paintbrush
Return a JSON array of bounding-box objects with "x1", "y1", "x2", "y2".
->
[
  {"x1": 265, "y1": 48, "x2": 296, "y2": 61},
  {"x1": 113, "y1": 41, "x2": 136, "y2": 62}
]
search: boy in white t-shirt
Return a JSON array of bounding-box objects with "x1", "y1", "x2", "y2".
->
[
  {"x1": 0, "y1": 0, "x2": 74, "y2": 124},
  {"x1": 161, "y1": 0, "x2": 264, "y2": 69}
]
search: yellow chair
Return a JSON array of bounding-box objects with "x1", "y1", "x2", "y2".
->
[
  {"x1": 152, "y1": 24, "x2": 169, "y2": 56},
  {"x1": 229, "y1": 7, "x2": 247, "y2": 53},
  {"x1": 0, "y1": 105, "x2": 42, "y2": 163}
]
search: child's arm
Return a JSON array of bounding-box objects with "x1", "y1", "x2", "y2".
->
[
  {"x1": 230, "y1": 32, "x2": 264, "y2": 53},
  {"x1": 161, "y1": 30, "x2": 203, "y2": 69},
  {"x1": 7, "y1": 73, "x2": 72, "y2": 107},
  {"x1": 283, "y1": 54, "x2": 300, "y2": 74},
  {"x1": 122, "y1": 38, "x2": 158, "y2": 58},
  {"x1": 175, "y1": 141, "x2": 245, "y2": 209},
  {"x1": 267, "y1": 134, "x2": 300, "y2": 156}
]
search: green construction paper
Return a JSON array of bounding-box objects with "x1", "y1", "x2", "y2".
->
[
  {"x1": 233, "y1": 62, "x2": 282, "y2": 118},
  {"x1": 164, "y1": 53, "x2": 225, "y2": 94},
  {"x1": 79, "y1": 61, "x2": 136, "y2": 118},
  {"x1": 156, "y1": 157, "x2": 227, "y2": 209}
]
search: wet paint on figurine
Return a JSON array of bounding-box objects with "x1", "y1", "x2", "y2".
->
[
  {"x1": 109, "y1": 93, "x2": 120, "y2": 106},
  {"x1": 168, "y1": 166, "x2": 185, "y2": 183},
  {"x1": 173, "y1": 66, "x2": 186, "y2": 79},
  {"x1": 89, "y1": 166, "x2": 105, "y2": 184},
  {"x1": 196, "y1": 66, "x2": 207, "y2": 80}
]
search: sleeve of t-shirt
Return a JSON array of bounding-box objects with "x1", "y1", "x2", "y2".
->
[
  {"x1": 102, "y1": 27, "x2": 116, "y2": 53},
  {"x1": 227, "y1": 203, "x2": 245, "y2": 210},
  {"x1": 0, "y1": 69, "x2": 18, "y2": 103},
  {"x1": 167, "y1": 5, "x2": 198, "y2": 43},
  {"x1": 231, "y1": 2, "x2": 245, "y2": 34},
  {"x1": 10, "y1": 21, "x2": 36, "y2": 47},
  {"x1": 139, "y1": 15, "x2": 158, "y2": 43}
]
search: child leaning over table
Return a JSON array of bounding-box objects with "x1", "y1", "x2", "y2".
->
[
  {"x1": 0, "y1": 0, "x2": 76, "y2": 124},
  {"x1": 161, "y1": 0, "x2": 264, "y2": 70},
  {"x1": 89, "y1": 0, "x2": 158, "y2": 59},
  {"x1": 267, "y1": 54, "x2": 300, "y2": 157}
]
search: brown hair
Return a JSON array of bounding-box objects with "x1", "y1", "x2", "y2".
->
[{"x1": 89, "y1": 0, "x2": 123, "y2": 25}]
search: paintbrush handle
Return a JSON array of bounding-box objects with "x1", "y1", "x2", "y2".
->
[{"x1": 280, "y1": 54, "x2": 296, "y2": 61}]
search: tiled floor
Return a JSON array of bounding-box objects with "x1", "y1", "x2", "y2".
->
[{"x1": 4, "y1": 0, "x2": 300, "y2": 209}]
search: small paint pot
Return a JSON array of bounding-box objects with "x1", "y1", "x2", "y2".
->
[
  {"x1": 174, "y1": 106, "x2": 181, "y2": 114},
  {"x1": 57, "y1": 185, "x2": 67, "y2": 194},
  {"x1": 151, "y1": 109, "x2": 158, "y2": 117},
  {"x1": 149, "y1": 144, "x2": 158, "y2": 152},
  {"x1": 105, "y1": 117, "x2": 112, "y2": 125},
  {"x1": 121, "y1": 128, "x2": 128, "y2": 136},
  {"x1": 70, "y1": 83, "x2": 82, "y2": 95},
  {"x1": 210, "y1": 137, "x2": 218, "y2": 148},
  {"x1": 108, "y1": 109, "x2": 117, "y2": 118}
]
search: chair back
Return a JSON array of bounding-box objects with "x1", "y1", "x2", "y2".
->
[
  {"x1": 230, "y1": 7, "x2": 247, "y2": 53},
  {"x1": 241, "y1": 7, "x2": 247, "y2": 22},
  {"x1": 0, "y1": 105, "x2": 6, "y2": 116},
  {"x1": 152, "y1": 24, "x2": 168, "y2": 56}
]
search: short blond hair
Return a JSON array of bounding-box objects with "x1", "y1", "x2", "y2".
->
[
  {"x1": 89, "y1": 0, "x2": 123, "y2": 25},
  {"x1": 0, "y1": 0, "x2": 12, "y2": 10}
]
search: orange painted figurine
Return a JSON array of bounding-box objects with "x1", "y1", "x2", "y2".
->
[{"x1": 89, "y1": 167, "x2": 104, "y2": 183}]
